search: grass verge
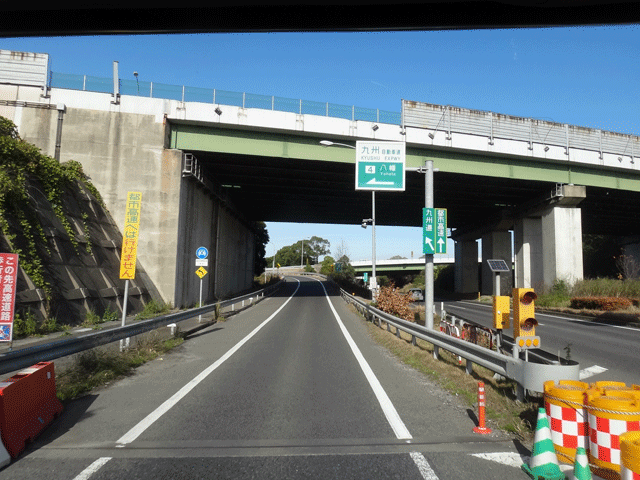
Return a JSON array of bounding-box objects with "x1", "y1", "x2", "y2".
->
[
  {"x1": 356, "y1": 305, "x2": 539, "y2": 442},
  {"x1": 56, "y1": 333, "x2": 184, "y2": 402}
]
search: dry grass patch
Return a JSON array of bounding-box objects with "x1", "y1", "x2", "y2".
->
[{"x1": 361, "y1": 313, "x2": 538, "y2": 442}]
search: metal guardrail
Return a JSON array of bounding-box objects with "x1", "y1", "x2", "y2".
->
[
  {"x1": 339, "y1": 289, "x2": 579, "y2": 397},
  {"x1": 0, "y1": 280, "x2": 285, "y2": 376}
]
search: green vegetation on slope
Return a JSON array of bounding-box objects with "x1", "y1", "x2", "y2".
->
[{"x1": 0, "y1": 116, "x2": 104, "y2": 319}]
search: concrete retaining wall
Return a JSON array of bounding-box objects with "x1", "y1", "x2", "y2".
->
[{"x1": 1, "y1": 84, "x2": 256, "y2": 309}]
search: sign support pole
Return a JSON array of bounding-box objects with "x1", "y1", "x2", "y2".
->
[
  {"x1": 425, "y1": 160, "x2": 434, "y2": 330},
  {"x1": 198, "y1": 277, "x2": 203, "y2": 323},
  {"x1": 120, "y1": 279, "x2": 129, "y2": 352},
  {"x1": 371, "y1": 191, "x2": 377, "y2": 298}
]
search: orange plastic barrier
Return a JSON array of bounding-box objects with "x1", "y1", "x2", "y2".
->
[
  {"x1": 621, "y1": 431, "x2": 640, "y2": 480},
  {"x1": 586, "y1": 392, "x2": 640, "y2": 473},
  {"x1": 0, "y1": 362, "x2": 63, "y2": 458},
  {"x1": 544, "y1": 379, "x2": 589, "y2": 464}
]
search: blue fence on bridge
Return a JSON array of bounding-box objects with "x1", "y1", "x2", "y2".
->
[{"x1": 49, "y1": 72, "x2": 401, "y2": 125}]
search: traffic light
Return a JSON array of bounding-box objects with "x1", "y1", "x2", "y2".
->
[
  {"x1": 512, "y1": 288, "x2": 540, "y2": 349},
  {"x1": 492, "y1": 296, "x2": 510, "y2": 329}
]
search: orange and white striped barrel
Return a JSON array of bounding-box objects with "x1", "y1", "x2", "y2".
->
[
  {"x1": 544, "y1": 380, "x2": 589, "y2": 464},
  {"x1": 621, "y1": 431, "x2": 640, "y2": 480},
  {"x1": 586, "y1": 393, "x2": 640, "y2": 472}
]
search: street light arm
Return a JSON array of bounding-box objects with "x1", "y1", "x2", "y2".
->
[{"x1": 320, "y1": 140, "x2": 356, "y2": 149}]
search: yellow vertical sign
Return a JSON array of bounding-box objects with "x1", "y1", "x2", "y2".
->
[{"x1": 119, "y1": 191, "x2": 142, "y2": 280}]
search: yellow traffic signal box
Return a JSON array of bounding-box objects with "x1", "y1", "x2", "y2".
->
[
  {"x1": 493, "y1": 296, "x2": 510, "y2": 329},
  {"x1": 513, "y1": 288, "x2": 538, "y2": 338}
]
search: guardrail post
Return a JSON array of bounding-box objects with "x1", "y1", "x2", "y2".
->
[
  {"x1": 433, "y1": 345, "x2": 439, "y2": 360},
  {"x1": 396, "y1": 326, "x2": 401, "y2": 338},
  {"x1": 412, "y1": 335, "x2": 416, "y2": 346},
  {"x1": 512, "y1": 345, "x2": 525, "y2": 401},
  {"x1": 466, "y1": 359, "x2": 473, "y2": 375}
]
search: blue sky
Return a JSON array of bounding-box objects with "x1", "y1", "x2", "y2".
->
[{"x1": 2, "y1": 26, "x2": 639, "y2": 261}]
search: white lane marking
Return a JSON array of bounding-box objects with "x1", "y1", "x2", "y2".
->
[
  {"x1": 470, "y1": 452, "x2": 528, "y2": 468},
  {"x1": 316, "y1": 281, "x2": 440, "y2": 479},
  {"x1": 116, "y1": 279, "x2": 301, "y2": 447},
  {"x1": 72, "y1": 457, "x2": 112, "y2": 480},
  {"x1": 316, "y1": 280, "x2": 412, "y2": 440},
  {"x1": 410, "y1": 451, "x2": 439, "y2": 480},
  {"x1": 579, "y1": 364, "x2": 608, "y2": 380}
]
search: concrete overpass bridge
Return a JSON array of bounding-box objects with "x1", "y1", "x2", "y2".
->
[
  {"x1": 2, "y1": 50, "x2": 640, "y2": 310},
  {"x1": 351, "y1": 258, "x2": 454, "y2": 276}
]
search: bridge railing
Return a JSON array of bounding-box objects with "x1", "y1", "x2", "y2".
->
[
  {"x1": 403, "y1": 100, "x2": 640, "y2": 160},
  {"x1": 49, "y1": 72, "x2": 401, "y2": 125}
]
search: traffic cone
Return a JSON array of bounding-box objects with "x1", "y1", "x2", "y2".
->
[
  {"x1": 521, "y1": 407, "x2": 566, "y2": 480},
  {"x1": 572, "y1": 447, "x2": 592, "y2": 480}
]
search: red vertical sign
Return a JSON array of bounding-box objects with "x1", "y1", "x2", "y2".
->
[{"x1": 0, "y1": 253, "x2": 19, "y2": 342}]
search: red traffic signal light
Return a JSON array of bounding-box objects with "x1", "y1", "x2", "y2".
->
[{"x1": 521, "y1": 291, "x2": 537, "y2": 305}]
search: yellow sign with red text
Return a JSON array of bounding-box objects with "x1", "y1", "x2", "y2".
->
[{"x1": 119, "y1": 192, "x2": 142, "y2": 280}]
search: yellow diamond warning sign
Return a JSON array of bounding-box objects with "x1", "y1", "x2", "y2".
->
[{"x1": 195, "y1": 266, "x2": 208, "y2": 278}]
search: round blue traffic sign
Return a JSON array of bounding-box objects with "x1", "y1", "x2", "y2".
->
[{"x1": 196, "y1": 247, "x2": 209, "y2": 259}]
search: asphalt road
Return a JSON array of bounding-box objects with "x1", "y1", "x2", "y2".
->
[
  {"x1": 1, "y1": 277, "x2": 532, "y2": 480},
  {"x1": 439, "y1": 299, "x2": 640, "y2": 386}
]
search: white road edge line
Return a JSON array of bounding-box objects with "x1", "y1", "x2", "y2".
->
[
  {"x1": 72, "y1": 457, "x2": 112, "y2": 480},
  {"x1": 115, "y1": 279, "x2": 301, "y2": 447},
  {"x1": 315, "y1": 280, "x2": 439, "y2": 480},
  {"x1": 315, "y1": 279, "x2": 412, "y2": 440}
]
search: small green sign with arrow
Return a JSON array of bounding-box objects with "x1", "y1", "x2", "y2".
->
[{"x1": 423, "y1": 208, "x2": 447, "y2": 255}]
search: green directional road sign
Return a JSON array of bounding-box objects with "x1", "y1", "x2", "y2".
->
[
  {"x1": 423, "y1": 208, "x2": 435, "y2": 254},
  {"x1": 355, "y1": 141, "x2": 405, "y2": 191},
  {"x1": 423, "y1": 208, "x2": 447, "y2": 255},
  {"x1": 435, "y1": 208, "x2": 447, "y2": 254}
]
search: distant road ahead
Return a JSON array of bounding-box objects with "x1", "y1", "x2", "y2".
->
[{"x1": 2, "y1": 277, "x2": 529, "y2": 480}]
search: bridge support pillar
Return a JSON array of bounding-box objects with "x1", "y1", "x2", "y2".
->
[
  {"x1": 481, "y1": 231, "x2": 512, "y2": 295},
  {"x1": 542, "y1": 205, "x2": 584, "y2": 288},
  {"x1": 515, "y1": 204, "x2": 584, "y2": 290},
  {"x1": 454, "y1": 239, "x2": 479, "y2": 295},
  {"x1": 514, "y1": 217, "x2": 543, "y2": 289}
]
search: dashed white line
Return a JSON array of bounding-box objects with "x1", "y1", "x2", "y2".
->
[
  {"x1": 72, "y1": 457, "x2": 112, "y2": 480},
  {"x1": 115, "y1": 279, "x2": 301, "y2": 447}
]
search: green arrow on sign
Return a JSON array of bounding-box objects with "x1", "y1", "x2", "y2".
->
[
  {"x1": 423, "y1": 208, "x2": 435, "y2": 255},
  {"x1": 436, "y1": 208, "x2": 447, "y2": 254}
]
